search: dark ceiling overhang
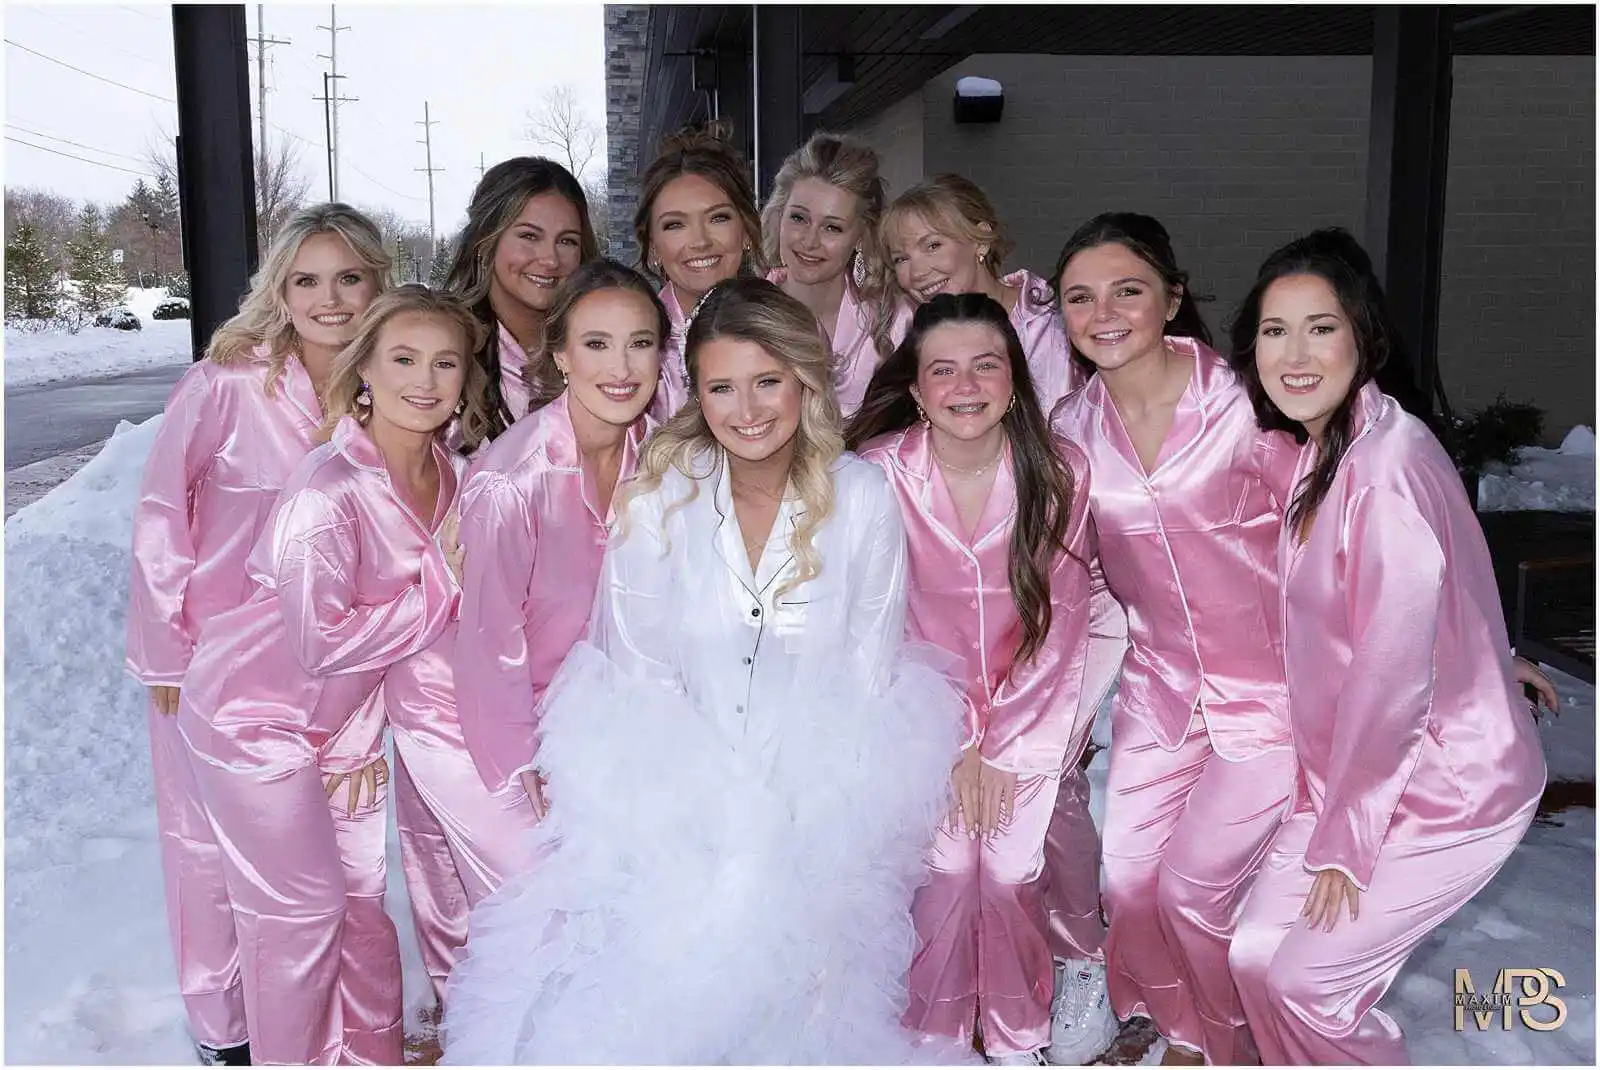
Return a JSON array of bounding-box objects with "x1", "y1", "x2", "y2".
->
[{"x1": 636, "y1": 4, "x2": 1595, "y2": 156}]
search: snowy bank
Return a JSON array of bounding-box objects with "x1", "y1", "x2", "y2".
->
[
  {"x1": 4, "y1": 289, "x2": 194, "y2": 389},
  {"x1": 1479, "y1": 426, "x2": 1597, "y2": 513},
  {"x1": 3, "y1": 424, "x2": 1594, "y2": 1063}
]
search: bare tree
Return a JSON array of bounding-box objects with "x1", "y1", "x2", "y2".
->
[
  {"x1": 524, "y1": 84, "x2": 602, "y2": 183},
  {"x1": 144, "y1": 131, "x2": 311, "y2": 252}
]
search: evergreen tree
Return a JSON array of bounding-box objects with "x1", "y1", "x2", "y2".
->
[
  {"x1": 428, "y1": 235, "x2": 456, "y2": 288},
  {"x1": 166, "y1": 272, "x2": 191, "y2": 300},
  {"x1": 65, "y1": 204, "x2": 127, "y2": 313},
  {"x1": 4, "y1": 222, "x2": 63, "y2": 320},
  {"x1": 152, "y1": 172, "x2": 180, "y2": 231}
]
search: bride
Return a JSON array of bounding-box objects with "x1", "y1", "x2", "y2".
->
[{"x1": 442, "y1": 276, "x2": 969, "y2": 1065}]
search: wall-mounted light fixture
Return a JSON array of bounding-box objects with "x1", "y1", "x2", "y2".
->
[{"x1": 953, "y1": 75, "x2": 1003, "y2": 123}]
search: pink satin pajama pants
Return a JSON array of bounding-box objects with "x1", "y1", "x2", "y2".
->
[
  {"x1": 1099, "y1": 711, "x2": 1293, "y2": 1064},
  {"x1": 386, "y1": 629, "x2": 544, "y2": 1009},
  {"x1": 905, "y1": 772, "x2": 1063, "y2": 1057},
  {"x1": 189, "y1": 755, "x2": 402, "y2": 1065},
  {"x1": 1229, "y1": 800, "x2": 1537, "y2": 1064}
]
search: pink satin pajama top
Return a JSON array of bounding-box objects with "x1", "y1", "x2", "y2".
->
[
  {"x1": 861, "y1": 424, "x2": 1098, "y2": 777},
  {"x1": 1050, "y1": 338, "x2": 1294, "y2": 759},
  {"x1": 126, "y1": 347, "x2": 325, "y2": 686},
  {"x1": 648, "y1": 284, "x2": 692, "y2": 422},
  {"x1": 1279, "y1": 384, "x2": 1546, "y2": 889},
  {"x1": 496, "y1": 322, "x2": 532, "y2": 424},
  {"x1": 454, "y1": 392, "x2": 650, "y2": 792},
  {"x1": 177, "y1": 416, "x2": 464, "y2": 777}
]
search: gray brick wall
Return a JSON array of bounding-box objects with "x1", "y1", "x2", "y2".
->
[
  {"x1": 604, "y1": 5, "x2": 650, "y2": 267},
  {"x1": 1439, "y1": 56, "x2": 1595, "y2": 439},
  {"x1": 845, "y1": 91, "x2": 924, "y2": 200},
  {"x1": 917, "y1": 55, "x2": 1372, "y2": 348}
]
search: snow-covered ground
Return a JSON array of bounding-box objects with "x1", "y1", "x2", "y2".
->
[
  {"x1": 4, "y1": 420, "x2": 1595, "y2": 1064},
  {"x1": 1480, "y1": 426, "x2": 1597, "y2": 513},
  {"x1": 3, "y1": 288, "x2": 194, "y2": 389}
]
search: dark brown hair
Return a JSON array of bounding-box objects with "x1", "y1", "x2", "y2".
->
[
  {"x1": 633, "y1": 120, "x2": 766, "y2": 278},
  {"x1": 845, "y1": 292, "x2": 1076, "y2": 667},
  {"x1": 1226, "y1": 227, "x2": 1394, "y2": 531},
  {"x1": 525, "y1": 259, "x2": 672, "y2": 413},
  {"x1": 1050, "y1": 212, "x2": 1212, "y2": 375},
  {"x1": 443, "y1": 156, "x2": 599, "y2": 439}
]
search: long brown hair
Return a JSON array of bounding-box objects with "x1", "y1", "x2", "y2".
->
[
  {"x1": 633, "y1": 120, "x2": 766, "y2": 279},
  {"x1": 319, "y1": 284, "x2": 493, "y2": 451},
  {"x1": 525, "y1": 258, "x2": 672, "y2": 413},
  {"x1": 623, "y1": 277, "x2": 841, "y2": 598},
  {"x1": 846, "y1": 292, "x2": 1075, "y2": 667},
  {"x1": 442, "y1": 156, "x2": 599, "y2": 438}
]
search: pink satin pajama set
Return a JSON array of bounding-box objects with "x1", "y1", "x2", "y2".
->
[
  {"x1": 126, "y1": 350, "x2": 388, "y2": 1057},
  {"x1": 176, "y1": 416, "x2": 463, "y2": 1064},
  {"x1": 863, "y1": 426, "x2": 1103, "y2": 1056},
  {"x1": 387, "y1": 393, "x2": 648, "y2": 1006},
  {"x1": 1228, "y1": 385, "x2": 1544, "y2": 1064},
  {"x1": 1049, "y1": 338, "x2": 1298, "y2": 1063}
]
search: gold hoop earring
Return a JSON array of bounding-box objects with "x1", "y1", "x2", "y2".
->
[{"x1": 916, "y1": 402, "x2": 930, "y2": 427}]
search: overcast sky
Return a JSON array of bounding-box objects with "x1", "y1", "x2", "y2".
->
[{"x1": 4, "y1": 2, "x2": 608, "y2": 234}]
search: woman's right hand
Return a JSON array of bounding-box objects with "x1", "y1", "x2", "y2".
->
[
  {"x1": 441, "y1": 511, "x2": 466, "y2": 584},
  {"x1": 948, "y1": 747, "x2": 984, "y2": 837},
  {"x1": 521, "y1": 768, "x2": 550, "y2": 822},
  {"x1": 150, "y1": 685, "x2": 181, "y2": 716}
]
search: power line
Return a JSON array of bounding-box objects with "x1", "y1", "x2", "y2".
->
[
  {"x1": 6, "y1": 135, "x2": 154, "y2": 177},
  {"x1": 4, "y1": 38, "x2": 175, "y2": 103},
  {"x1": 18, "y1": 5, "x2": 168, "y2": 70},
  {"x1": 346, "y1": 160, "x2": 428, "y2": 203},
  {"x1": 4, "y1": 123, "x2": 147, "y2": 163}
]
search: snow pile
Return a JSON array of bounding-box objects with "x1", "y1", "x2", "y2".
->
[
  {"x1": 1479, "y1": 425, "x2": 1597, "y2": 514},
  {"x1": 3, "y1": 417, "x2": 430, "y2": 1063},
  {"x1": 2, "y1": 422, "x2": 1594, "y2": 1064},
  {"x1": 4, "y1": 289, "x2": 195, "y2": 389}
]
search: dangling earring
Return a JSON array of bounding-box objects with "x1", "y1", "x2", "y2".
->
[
  {"x1": 1005, "y1": 394, "x2": 1016, "y2": 415},
  {"x1": 851, "y1": 248, "x2": 867, "y2": 287},
  {"x1": 356, "y1": 381, "x2": 372, "y2": 406},
  {"x1": 560, "y1": 368, "x2": 569, "y2": 387},
  {"x1": 915, "y1": 401, "x2": 929, "y2": 427},
  {"x1": 976, "y1": 248, "x2": 987, "y2": 264},
  {"x1": 454, "y1": 398, "x2": 465, "y2": 415}
]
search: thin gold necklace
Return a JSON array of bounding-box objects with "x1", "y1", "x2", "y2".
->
[{"x1": 933, "y1": 444, "x2": 1003, "y2": 478}]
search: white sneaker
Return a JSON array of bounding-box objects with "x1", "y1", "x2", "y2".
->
[
  {"x1": 1045, "y1": 959, "x2": 1117, "y2": 1065},
  {"x1": 989, "y1": 1048, "x2": 1049, "y2": 1066}
]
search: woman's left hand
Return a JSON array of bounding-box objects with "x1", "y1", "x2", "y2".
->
[
  {"x1": 323, "y1": 755, "x2": 390, "y2": 817},
  {"x1": 1302, "y1": 868, "x2": 1360, "y2": 932},
  {"x1": 1513, "y1": 656, "x2": 1560, "y2": 719}
]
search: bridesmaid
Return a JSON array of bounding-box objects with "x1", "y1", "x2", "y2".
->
[
  {"x1": 177, "y1": 286, "x2": 489, "y2": 1064},
  {"x1": 879, "y1": 173, "x2": 1081, "y2": 414},
  {"x1": 125, "y1": 203, "x2": 391, "y2": 1066},
  {"x1": 1047, "y1": 211, "x2": 1296, "y2": 1067},
  {"x1": 848, "y1": 293, "x2": 1101, "y2": 1065},
  {"x1": 633, "y1": 120, "x2": 764, "y2": 420},
  {"x1": 1224, "y1": 229, "x2": 1546, "y2": 1064},
  {"x1": 390, "y1": 259, "x2": 667, "y2": 1008},
  {"x1": 761, "y1": 130, "x2": 911, "y2": 416},
  {"x1": 442, "y1": 156, "x2": 599, "y2": 436}
]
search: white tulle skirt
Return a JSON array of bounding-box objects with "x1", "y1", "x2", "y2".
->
[{"x1": 440, "y1": 639, "x2": 971, "y2": 1065}]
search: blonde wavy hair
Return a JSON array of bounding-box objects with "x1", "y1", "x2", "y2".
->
[
  {"x1": 759, "y1": 130, "x2": 904, "y2": 363},
  {"x1": 623, "y1": 276, "x2": 843, "y2": 597},
  {"x1": 878, "y1": 173, "x2": 1014, "y2": 293},
  {"x1": 205, "y1": 203, "x2": 392, "y2": 396},
  {"x1": 318, "y1": 285, "x2": 494, "y2": 450}
]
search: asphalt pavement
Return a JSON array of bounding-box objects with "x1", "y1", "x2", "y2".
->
[{"x1": 5, "y1": 363, "x2": 188, "y2": 470}]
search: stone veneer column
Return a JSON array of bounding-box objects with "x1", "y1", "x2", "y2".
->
[{"x1": 604, "y1": 5, "x2": 650, "y2": 267}]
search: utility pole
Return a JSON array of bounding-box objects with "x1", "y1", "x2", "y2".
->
[
  {"x1": 316, "y1": 4, "x2": 355, "y2": 198},
  {"x1": 249, "y1": 6, "x2": 290, "y2": 238},
  {"x1": 314, "y1": 73, "x2": 336, "y2": 200},
  {"x1": 416, "y1": 102, "x2": 444, "y2": 273},
  {"x1": 478, "y1": 151, "x2": 486, "y2": 181}
]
